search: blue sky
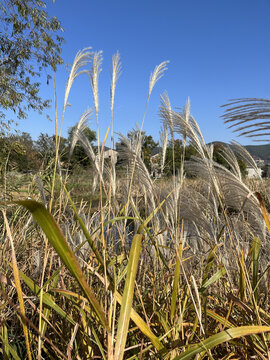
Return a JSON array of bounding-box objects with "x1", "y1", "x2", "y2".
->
[{"x1": 13, "y1": 0, "x2": 270, "y2": 145}]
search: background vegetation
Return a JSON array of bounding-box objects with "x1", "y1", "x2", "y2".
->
[{"x1": 0, "y1": 4, "x2": 270, "y2": 358}]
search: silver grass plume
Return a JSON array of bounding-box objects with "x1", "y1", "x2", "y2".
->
[
  {"x1": 160, "y1": 91, "x2": 174, "y2": 141},
  {"x1": 173, "y1": 110, "x2": 208, "y2": 160},
  {"x1": 89, "y1": 51, "x2": 102, "y2": 116},
  {"x1": 183, "y1": 97, "x2": 190, "y2": 144},
  {"x1": 89, "y1": 51, "x2": 103, "y2": 157},
  {"x1": 69, "y1": 108, "x2": 93, "y2": 161},
  {"x1": 185, "y1": 154, "x2": 265, "y2": 238},
  {"x1": 110, "y1": 52, "x2": 121, "y2": 199},
  {"x1": 215, "y1": 144, "x2": 242, "y2": 180},
  {"x1": 69, "y1": 118, "x2": 105, "y2": 191},
  {"x1": 148, "y1": 61, "x2": 169, "y2": 98},
  {"x1": 230, "y1": 142, "x2": 262, "y2": 179},
  {"x1": 159, "y1": 125, "x2": 168, "y2": 174},
  {"x1": 172, "y1": 107, "x2": 224, "y2": 199},
  {"x1": 117, "y1": 133, "x2": 156, "y2": 212},
  {"x1": 160, "y1": 92, "x2": 176, "y2": 182},
  {"x1": 222, "y1": 98, "x2": 270, "y2": 141},
  {"x1": 110, "y1": 51, "x2": 121, "y2": 116},
  {"x1": 63, "y1": 48, "x2": 92, "y2": 114}
]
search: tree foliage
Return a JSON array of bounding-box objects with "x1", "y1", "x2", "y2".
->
[
  {"x1": 0, "y1": 0, "x2": 63, "y2": 120},
  {"x1": 165, "y1": 139, "x2": 198, "y2": 176}
]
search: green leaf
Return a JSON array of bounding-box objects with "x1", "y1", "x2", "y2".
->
[
  {"x1": 173, "y1": 326, "x2": 270, "y2": 360},
  {"x1": 53, "y1": 287, "x2": 165, "y2": 352},
  {"x1": 16, "y1": 200, "x2": 109, "y2": 330},
  {"x1": 200, "y1": 267, "x2": 226, "y2": 293},
  {"x1": 18, "y1": 269, "x2": 76, "y2": 326},
  {"x1": 114, "y1": 234, "x2": 143, "y2": 360},
  {"x1": 0, "y1": 335, "x2": 21, "y2": 360}
]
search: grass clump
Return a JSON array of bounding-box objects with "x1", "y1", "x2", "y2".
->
[{"x1": 0, "y1": 48, "x2": 270, "y2": 360}]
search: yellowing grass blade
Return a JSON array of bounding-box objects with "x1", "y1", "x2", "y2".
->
[
  {"x1": 251, "y1": 236, "x2": 261, "y2": 301},
  {"x1": 0, "y1": 334, "x2": 21, "y2": 360},
  {"x1": 206, "y1": 309, "x2": 234, "y2": 328},
  {"x1": 173, "y1": 326, "x2": 270, "y2": 360},
  {"x1": 256, "y1": 192, "x2": 270, "y2": 233},
  {"x1": 3, "y1": 211, "x2": 32, "y2": 360},
  {"x1": 200, "y1": 267, "x2": 226, "y2": 293},
  {"x1": 18, "y1": 269, "x2": 76, "y2": 326},
  {"x1": 53, "y1": 287, "x2": 165, "y2": 352},
  {"x1": 16, "y1": 200, "x2": 109, "y2": 331},
  {"x1": 114, "y1": 234, "x2": 143, "y2": 360},
  {"x1": 171, "y1": 226, "x2": 184, "y2": 322},
  {"x1": 137, "y1": 191, "x2": 171, "y2": 234},
  {"x1": 63, "y1": 186, "x2": 104, "y2": 268}
]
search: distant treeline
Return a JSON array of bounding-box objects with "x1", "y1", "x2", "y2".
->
[{"x1": 0, "y1": 128, "x2": 247, "y2": 177}]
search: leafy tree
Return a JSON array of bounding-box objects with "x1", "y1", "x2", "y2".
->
[
  {"x1": 164, "y1": 139, "x2": 183, "y2": 175},
  {"x1": 142, "y1": 135, "x2": 158, "y2": 170},
  {"x1": 10, "y1": 132, "x2": 40, "y2": 171},
  {"x1": 0, "y1": 0, "x2": 63, "y2": 121},
  {"x1": 35, "y1": 133, "x2": 67, "y2": 166},
  {"x1": 164, "y1": 140, "x2": 200, "y2": 176}
]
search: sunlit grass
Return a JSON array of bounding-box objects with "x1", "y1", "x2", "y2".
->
[{"x1": 1, "y1": 48, "x2": 270, "y2": 360}]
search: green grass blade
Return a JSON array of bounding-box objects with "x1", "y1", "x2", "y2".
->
[
  {"x1": 202, "y1": 244, "x2": 219, "y2": 285},
  {"x1": 251, "y1": 236, "x2": 261, "y2": 301},
  {"x1": 206, "y1": 309, "x2": 234, "y2": 328},
  {"x1": 3, "y1": 211, "x2": 32, "y2": 360},
  {"x1": 0, "y1": 335, "x2": 21, "y2": 360},
  {"x1": 171, "y1": 240, "x2": 182, "y2": 322},
  {"x1": 39, "y1": 272, "x2": 60, "y2": 341},
  {"x1": 16, "y1": 200, "x2": 109, "y2": 330},
  {"x1": 114, "y1": 234, "x2": 143, "y2": 360},
  {"x1": 137, "y1": 191, "x2": 171, "y2": 234},
  {"x1": 200, "y1": 267, "x2": 226, "y2": 293},
  {"x1": 53, "y1": 288, "x2": 165, "y2": 352},
  {"x1": 18, "y1": 269, "x2": 76, "y2": 326},
  {"x1": 63, "y1": 186, "x2": 105, "y2": 267},
  {"x1": 173, "y1": 326, "x2": 270, "y2": 360}
]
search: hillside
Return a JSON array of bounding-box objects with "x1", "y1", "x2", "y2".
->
[
  {"x1": 210, "y1": 141, "x2": 270, "y2": 162},
  {"x1": 244, "y1": 144, "x2": 270, "y2": 162}
]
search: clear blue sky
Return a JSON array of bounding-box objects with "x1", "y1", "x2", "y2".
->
[{"x1": 14, "y1": 0, "x2": 270, "y2": 145}]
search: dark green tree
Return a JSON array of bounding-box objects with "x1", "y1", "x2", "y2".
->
[
  {"x1": 0, "y1": 0, "x2": 63, "y2": 121},
  {"x1": 164, "y1": 139, "x2": 183, "y2": 175},
  {"x1": 35, "y1": 133, "x2": 67, "y2": 166},
  {"x1": 10, "y1": 132, "x2": 40, "y2": 171},
  {"x1": 142, "y1": 135, "x2": 158, "y2": 170}
]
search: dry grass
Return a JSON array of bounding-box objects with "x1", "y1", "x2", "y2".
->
[{"x1": 1, "y1": 49, "x2": 270, "y2": 360}]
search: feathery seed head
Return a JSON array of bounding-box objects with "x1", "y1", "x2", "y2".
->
[
  {"x1": 149, "y1": 61, "x2": 169, "y2": 98},
  {"x1": 64, "y1": 47, "x2": 92, "y2": 111},
  {"x1": 69, "y1": 108, "x2": 93, "y2": 160},
  {"x1": 90, "y1": 51, "x2": 103, "y2": 114},
  {"x1": 111, "y1": 51, "x2": 122, "y2": 112}
]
